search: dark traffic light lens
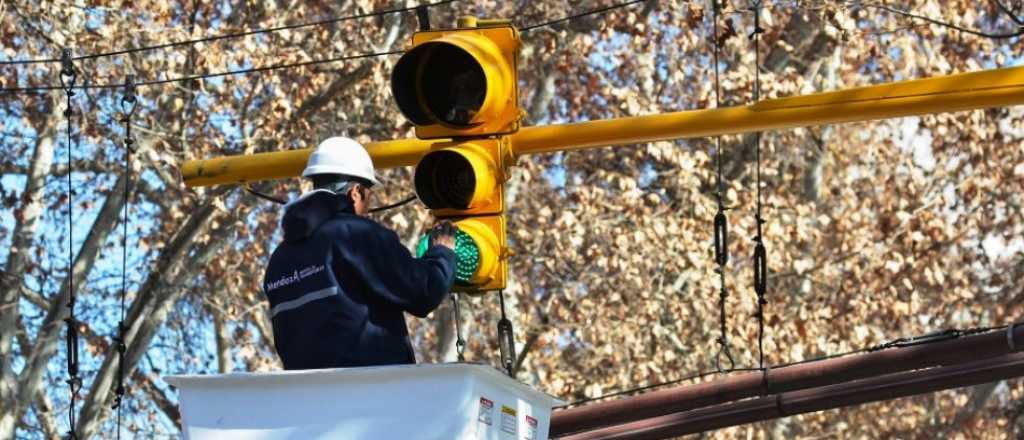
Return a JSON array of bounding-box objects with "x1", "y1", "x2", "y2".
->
[
  {"x1": 392, "y1": 42, "x2": 486, "y2": 127},
  {"x1": 415, "y1": 150, "x2": 476, "y2": 209}
]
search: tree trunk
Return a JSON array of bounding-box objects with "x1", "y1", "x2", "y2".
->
[
  {"x1": 5, "y1": 170, "x2": 130, "y2": 437},
  {"x1": 213, "y1": 309, "x2": 234, "y2": 374},
  {"x1": 0, "y1": 118, "x2": 55, "y2": 438},
  {"x1": 74, "y1": 187, "x2": 242, "y2": 438}
]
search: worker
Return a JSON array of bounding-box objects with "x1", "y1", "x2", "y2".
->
[{"x1": 262, "y1": 137, "x2": 457, "y2": 370}]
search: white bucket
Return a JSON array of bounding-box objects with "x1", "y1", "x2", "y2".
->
[{"x1": 165, "y1": 363, "x2": 564, "y2": 440}]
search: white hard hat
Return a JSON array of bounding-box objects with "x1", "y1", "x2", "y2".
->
[{"x1": 302, "y1": 137, "x2": 381, "y2": 186}]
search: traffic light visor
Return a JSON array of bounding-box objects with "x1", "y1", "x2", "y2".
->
[{"x1": 391, "y1": 26, "x2": 519, "y2": 138}]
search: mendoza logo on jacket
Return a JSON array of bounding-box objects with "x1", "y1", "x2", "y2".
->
[{"x1": 265, "y1": 264, "x2": 326, "y2": 293}]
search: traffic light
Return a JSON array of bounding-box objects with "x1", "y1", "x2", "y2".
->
[
  {"x1": 412, "y1": 139, "x2": 510, "y2": 292},
  {"x1": 391, "y1": 17, "x2": 521, "y2": 139}
]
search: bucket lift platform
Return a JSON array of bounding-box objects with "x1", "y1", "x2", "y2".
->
[{"x1": 166, "y1": 363, "x2": 563, "y2": 440}]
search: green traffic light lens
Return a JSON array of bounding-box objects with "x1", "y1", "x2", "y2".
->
[{"x1": 416, "y1": 228, "x2": 481, "y2": 284}]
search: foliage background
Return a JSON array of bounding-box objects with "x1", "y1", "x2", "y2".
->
[{"x1": 1, "y1": 0, "x2": 1022, "y2": 438}]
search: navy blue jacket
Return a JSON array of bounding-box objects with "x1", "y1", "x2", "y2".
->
[{"x1": 262, "y1": 190, "x2": 456, "y2": 370}]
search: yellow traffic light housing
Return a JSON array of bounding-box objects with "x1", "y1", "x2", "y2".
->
[
  {"x1": 414, "y1": 138, "x2": 510, "y2": 292},
  {"x1": 414, "y1": 139, "x2": 511, "y2": 216},
  {"x1": 391, "y1": 18, "x2": 521, "y2": 139},
  {"x1": 455, "y1": 216, "x2": 507, "y2": 291}
]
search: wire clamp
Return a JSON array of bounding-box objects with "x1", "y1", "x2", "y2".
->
[
  {"x1": 748, "y1": 2, "x2": 766, "y2": 40},
  {"x1": 1009, "y1": 322, "x2": 1021, "y2": 352},
  {"x1": 713, "y1": 209, "x2": 729, "y2": 266},
  {"x1": 753, "y1": 242, "x2": 767, "y2": 299},
  {"x1": 760, "y1": 366, "x2": 773, "y2": 395},
  {"x1": 774, "y1": 391, "x2": 786, "y2": 417}
]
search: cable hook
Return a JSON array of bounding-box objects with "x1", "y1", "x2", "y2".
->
[
  {"x1": 59, "y1": 49, "x2": 77, "y2": 93},
  {"x1": 451, "y1": 293, "x2": 466, "y2": 362}
]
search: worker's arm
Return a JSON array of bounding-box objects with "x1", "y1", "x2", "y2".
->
[{"x1": 335, "y1": 221, "x2": 456, "y2": 317}]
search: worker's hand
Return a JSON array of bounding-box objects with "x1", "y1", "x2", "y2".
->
[{"x1": 429, "y1": 221, "x2": 457, "y2": 250}]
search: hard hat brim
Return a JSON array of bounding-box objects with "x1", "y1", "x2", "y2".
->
[{"x1": 302, "y1": 166, "x2": 383, "y2": 187}]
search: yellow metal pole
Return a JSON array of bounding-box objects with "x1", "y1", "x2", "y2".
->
[
  {"x1": 180, "y1": 137, "x2": 437, "y2": 187},
  {"x1": 181, "y1": 65, "x2": 1024, "y2": 187},
  {"x1": 510, "y1": 65, "x2": 1024, "y2": 155}
]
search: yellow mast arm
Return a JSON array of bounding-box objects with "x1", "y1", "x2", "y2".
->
[{"x1": 180, "y1": 65, "x2": 1024, "y2": 187}]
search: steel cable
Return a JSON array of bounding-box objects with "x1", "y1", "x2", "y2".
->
[
  {"x1": 59, "y1": 48, "x2": 81, "y2": 440},
  {"x1": 709, "y1": 0, "x2": 735, "y2": 375},
  {"x1": 747, "y1": 0, "x2": 769, "y2": 373},
  {"x1": 110, "y1": 74, "x2": 136, "y2": 439},
  {"x1": 0, "y1": 0, "x2": 458, "y2": 65}
]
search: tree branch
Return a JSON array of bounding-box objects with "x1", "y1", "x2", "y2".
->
[
  {"x1": 131, "y1": 369, "x2": 181, "y2": 429},
  {"x1": 292, "y1": 62, "x2": 374, "y2": 122}
]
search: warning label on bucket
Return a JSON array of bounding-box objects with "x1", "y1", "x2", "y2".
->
[
  {"x1": 524, "y1": 415, "x2": 538, "y2": 440},
  {"x1": 500, "y1": 405, "x2": 518, "y2": 435},
  {"x1": 478, "y1": 397, "x2": 494, "y2": 426}
]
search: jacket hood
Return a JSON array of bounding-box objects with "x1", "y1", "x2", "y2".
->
[{"x1": 282, "y1": 189, "x2": 354, "y2": 243}]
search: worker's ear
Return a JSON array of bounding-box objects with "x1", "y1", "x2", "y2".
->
[{"x1": 349, "y1": 183, "x2": 364, "y2": 202}]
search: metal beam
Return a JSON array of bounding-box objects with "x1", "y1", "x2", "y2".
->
[
  {"x1": 180, "y1": 66, "x2": 1024, "y2": 187},
  {"x1": 559, "y1": 352, "x2": 1024, "y2": 440},
  {"x1": 550, "y1": 325, "x2": 1024, "y2": 437}
]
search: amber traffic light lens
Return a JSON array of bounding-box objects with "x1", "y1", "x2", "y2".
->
[
  {"x1": 392, "y1": 42, "x2": 487, "y2": 127},
  {"x1": 414, "y1": 150, "x2": 476, "y2": 209}
]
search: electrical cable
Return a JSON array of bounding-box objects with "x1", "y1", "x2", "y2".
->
[
  {"x1": 555, "y1": 324, "x2": 1012, "y2": 409},
  {"x1": 0, "y1": 0, "x2": 647, "y2": 92},
  {"x1": 244, "y1": 185, "x2": 288, "y2": 205},
  {"x1": 1, "y1": 49, "x2": 403, "y2": 93},
  {"x1": 368, "y1": 195, "x2": 418, "y2": 213},
  {"x1": 520, "y1": 0, "x2": 647, "y2": 32},
  {"x1": 0, "y1": 0, "x2": 458, "y2": 66}
]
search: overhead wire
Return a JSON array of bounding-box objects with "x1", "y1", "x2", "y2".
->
[
  {"x1": 519, "y1": 0, "x2": 647, "y2": 32},
  {"x1": 0, "y1": 0, "x2": 458, "y2": 66},
  {"x1": 1, "y1": 49, "x2": 404, "y2": 93}
]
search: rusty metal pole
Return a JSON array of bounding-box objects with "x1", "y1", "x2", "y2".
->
[
  {"x1": 551, "y1": 325, "x2": 1024, "y2": 437},
  {"x1": 560, "y1": 352, "x2": 1024, "y2": 440}
]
